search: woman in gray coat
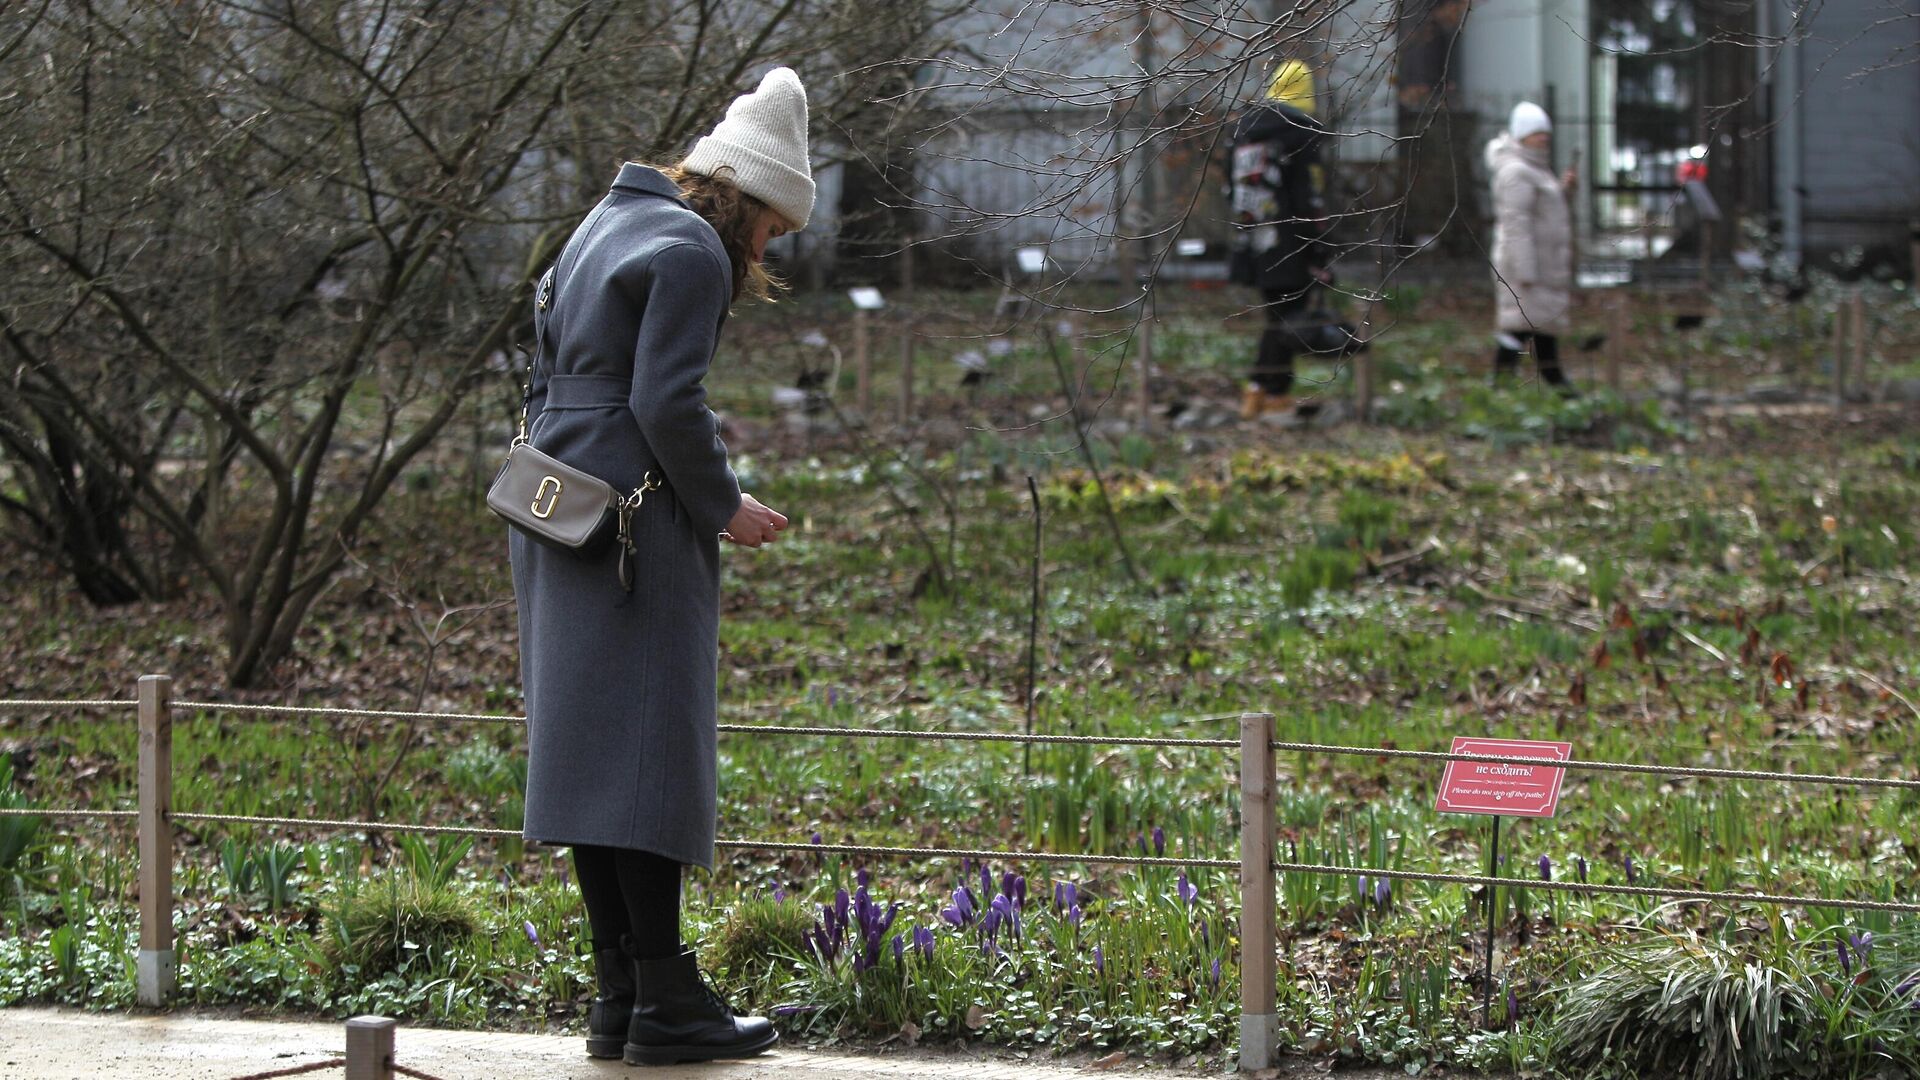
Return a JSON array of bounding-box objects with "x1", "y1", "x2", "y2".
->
[
  {"x1": 509, "y1": 68, "x2": 811, "y2": 1066},
  {"x1": 1487, "y1": 101, "x2": 1576, "y2": 391}
]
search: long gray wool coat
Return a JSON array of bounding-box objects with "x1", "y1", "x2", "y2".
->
[
  {"x1": 510, "y1": 164, "x2": 743, "y2": 869},
  {"x1": 1486, "y1": 133, "x2": 1573, "y2": 335}
]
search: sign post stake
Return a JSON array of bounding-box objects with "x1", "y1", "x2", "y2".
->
[
  {"x1": 1483, "y1": 815, "x2": 1501, "y2": 1027},
  {"x1": 846, "y1": 287, "x2": 887, "y2": 419},
  {"x1": 854, "y1": 308, "x2": 871, "y2": 416}
]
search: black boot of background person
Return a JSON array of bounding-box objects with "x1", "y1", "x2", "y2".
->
[
  {"x1": 585, "y1": 937, "x2": 637, "y2": 1059},
  {"x1": 1539, "y1": 365, "x2": 1580, "y2": 397},
  {"x1": 624, "y1": 949, "x2": 778, "y2": 1065}
]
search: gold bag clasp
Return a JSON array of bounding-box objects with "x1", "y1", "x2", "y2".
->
[{"x1": 531, "y1": 476, "x2": 563, "y2": 519}]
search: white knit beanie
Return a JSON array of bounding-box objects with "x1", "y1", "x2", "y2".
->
[
  {"x1": 683, "y1": 67, "x2": 815, "y2": 230},
  {"x1": 1509, "y1": 101, "x2": 1551, "y2": 141}
]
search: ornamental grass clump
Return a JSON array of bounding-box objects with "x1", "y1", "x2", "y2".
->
[
  {"x1": 712, "y1": 890, "x2": 813, "y2": 981},
  {"x1": 322, "y1": 873, "x2": 482, "y2": 979},
  {"x1": 1548, "y1": 935, "x2": 1819, "y2": 1080}
]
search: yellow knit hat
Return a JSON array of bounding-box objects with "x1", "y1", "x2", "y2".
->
[{"x1": 1265, "y1": 60, "x2": 1316, "y2": 114}]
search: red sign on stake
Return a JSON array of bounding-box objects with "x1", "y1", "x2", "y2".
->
[{"x1": 1434, "y1": 737, "x2": 1573, "y2": 818}]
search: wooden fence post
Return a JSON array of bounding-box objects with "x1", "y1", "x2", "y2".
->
[
  {"x1": 1606, "y1": 291, "x2": 1625, "y2": 394},
  {"x1": 136, "y1": 674, "x2": 175, "y2": 1006},
  {"x1": 854, "y1": 307, "x2": 872, "y2": 418},
  {"x1": 898, "y1": 325, "x2": 915, "y2": 426},
  {"x1": 1850, "y1": 294, "x2": 1867, "y2": 400},
  {"x1": 1238, "y1": 711, "x2": 1278, "y2": 1071},
  {"x1": 1135, "y1": 290, "x2": 1155, "y2": 433},
  {"x1": 346, "y1": 1015, "x2": 397, "y2": 1080},
  {"x1": 1832, "y1": 295, "x2": 1851, "y2": 409}
]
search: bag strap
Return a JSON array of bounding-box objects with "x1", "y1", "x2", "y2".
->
[
  {"x1": 516, "y1": 205, "x2": 607, "y2": 444},
  {"x1": 513, "y1": 273, "x2": 554, "y2": 445}
]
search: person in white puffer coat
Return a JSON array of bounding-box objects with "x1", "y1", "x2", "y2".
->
[{"x1": 1486, "y1": 101, "x2": 1576, "y2": 391}]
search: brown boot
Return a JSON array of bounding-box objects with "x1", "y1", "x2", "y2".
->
[{"x1": 1239, "y1": 384, "x2": 1264, "y2": 420}]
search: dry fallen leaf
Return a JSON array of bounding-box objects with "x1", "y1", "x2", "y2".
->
[
  {"x1": 964, "y1": 1004, "x2": 987, "y2": 1030},
  {"x1": 1089, "y1": 1050, "x2": 1128, "y2": 1070},
  {"x1": 897, "y1": 1020, "x2": 920, "y2": 1047}
]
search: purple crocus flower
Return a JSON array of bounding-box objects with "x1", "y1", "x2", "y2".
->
[
  {"x1": 1576, "y1": 856, "x2": 1588, "y2": 884},
  {"x1": 773, "y1": 886, "x2": 786, "y2": 903},
  {"x1": 941, "y1": 885, "x2": 977, "y2": 928},
  {"x1": 1357, "y1": 875, "x2": 1368, "y2": 904},
  {"x1": 1539, "y1": 855, "x2": 1552, "y2": 882},
  {"x1": 892, "y1": 935, "x2": 904, "y2": 966},
  {"x1": 1153, "y1": 827, "x2": 1166, "y2": 856},
  {"x1": 1838, "y1": 938, "x2": 1853, "y2": 979},
  {"x1": 1093, "y1": 945, "x2": 1105, "y2": 973},
  {"x1": 810, "y1": 831, "x2": 823, "y2": 846},
  {"x1": 913, "y1": 925, "x2": 935, "y2": 962},
  {"x1": 1068, "y1": 904, "x2": 1084, "y2": 927},
  {"x1": 1374, "y1": 877, "x2": 1391, "y2": 911},
  {"x1": 848, "y1": 887, "x2": 903, "y2": 973},
  {"x1": 1001, "y1": 872, "x2": 1017, "y2": 903},
  {"x1": 1506, "y1": 987, "x2": 1518, "y2": 1021},
  {"x1": 980, "y1": 865, "x2": 994, "y2": 906},
  {"x1": 989, "y1": 893, "x2": 1021, "y2": 941},
  {"x1": 1211, "y1": 957, "x2": 1222, "y2": 987},
  {"x1": 805, "y1": 923, "x2": 839, "y2": 966},
  {"x1": 1851, "y1": 932, "x2": 1874, "y2": 965},
  {"x1": 1624, "y1": 856, "x2": 1637, "y2": 884},
  {"x1": 522, "y1": 920, "x2": 539, "y2": 948},
  {"x1": 1015, "y1": 875, "x2": 1027, "y2": 910},
  {"x1": 856, "y1": 868, "x2": 870, "y2": 888},
  {"x1": 1177, "y1": 872, "x2": 1198, "y2": 906},
  {"x1": 1055, "y1": 881, "x2": 1079, "y2": 912}
]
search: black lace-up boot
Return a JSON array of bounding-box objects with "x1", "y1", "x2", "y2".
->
[
  {"x1": 584, "y1": 938, "x2": 636, "y2": 1059},
  {"x1": 623, "y1": 949, "x2": 777, "y2": 1065}
]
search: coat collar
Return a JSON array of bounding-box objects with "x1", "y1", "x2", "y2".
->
[{"x1": 611, "y1": 163, "x2": 687, "y2": 203}]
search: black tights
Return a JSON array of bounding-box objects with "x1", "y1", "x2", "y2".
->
[
  {"x1": 1493, "y1": 331, "x2": 1568, "y2": 385},
  {"x1": 572, "y1": 844, "x2": 683, "y2": 962}
]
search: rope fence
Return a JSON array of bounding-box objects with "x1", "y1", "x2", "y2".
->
[
  {"x1": 11, "y1": 800, "x2": 1912, "y2": 916},
  {"x1": 11, "y1": 695, "x2": 1915, "y2": 791},
  {"x1": 2, "y1": 676, "x2": 1915, "y2": 1072}
]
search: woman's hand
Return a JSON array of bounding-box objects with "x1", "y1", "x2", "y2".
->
[{"x1": 721, "y1": 493, "x2": 789, "y2": 548}]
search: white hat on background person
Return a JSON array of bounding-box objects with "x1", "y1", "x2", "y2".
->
[
  {"x1": 684, "y1": 67, "x2": 815, "y2": 229},
  {"x1": 1509, "y1": 101, "x2": 1551, "y2": 141}
]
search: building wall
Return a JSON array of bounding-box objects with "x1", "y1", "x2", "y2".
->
[
  {"x1": 1454, "y1": 0, "x2": 1593, "y2": 237},
  {"x1": 1775, "y1": 0, "x2": 1920, "y2": 260}
]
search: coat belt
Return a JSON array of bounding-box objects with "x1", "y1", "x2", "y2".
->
[{"x1": 543, "y1": 374, "x2": 631, "y2": 408}]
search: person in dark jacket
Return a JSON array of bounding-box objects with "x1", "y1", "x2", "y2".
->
[
  {"x1": 1228, "y1": 60, "x2": 1333, "y2": 419},
  {"x1": 509, "y1": 67, "x2": 810, "y2": 1066}
]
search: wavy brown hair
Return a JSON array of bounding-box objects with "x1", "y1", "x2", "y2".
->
[{"x1": 658, "y1": 162, "x2": 785, "y2": 303}]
